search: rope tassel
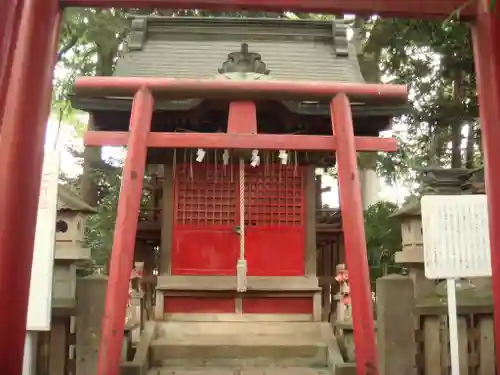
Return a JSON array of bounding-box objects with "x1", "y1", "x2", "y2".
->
[{"x1": 237, "y1": 157, "x2": 247, "y2": 292}]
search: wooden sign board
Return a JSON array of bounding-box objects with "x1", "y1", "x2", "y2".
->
[{"x1": 421, "y1": 194, "x2": 491, "y2": 280}]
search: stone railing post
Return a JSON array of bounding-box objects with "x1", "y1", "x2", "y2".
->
[
  {"x1": 76, "y1": 275, "x2": 107, "y2": 375},
  {"x1": 376, "y1": 275, "x2": 417, "y2": 375}
]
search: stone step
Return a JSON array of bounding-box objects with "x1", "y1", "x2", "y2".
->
[
  {"x1": 150, "y1": 336, "x2": 328, "y2": 367},
  {"x1": 150, "y1": 322, "x2": 334, "y2": 368},
  {"x1": 147, "y1": 366, "x2": 332, "y2": 375},
  {"x1": 155, "y1": 321, "x2": 326, "y2": 337}
]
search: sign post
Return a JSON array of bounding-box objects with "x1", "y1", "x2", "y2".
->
[
  {"x1": 421, "y1": 195, "x2": 491, "y2": 375},
  {"x1": 22, "y1": 149, "x2": 59, "y2": 375}
]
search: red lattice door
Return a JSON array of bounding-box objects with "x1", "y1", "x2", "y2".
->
[
  {"x1": 173, "y1": 163, "x2": 305, "y2": 276},
  {"x1": 173, "y1": 164, "x2": 239, "y2": 275},
  {"x1": 244, "y1": 165, "x2": 305, "y2": 276}
]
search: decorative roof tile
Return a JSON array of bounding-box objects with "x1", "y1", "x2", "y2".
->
[{"x1": 114, "y1": 17, "x2": 364, "y2": 83}]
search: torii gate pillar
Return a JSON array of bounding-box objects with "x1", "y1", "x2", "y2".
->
[
  {"x1": 472, "y1": 1, "x2": 500, "y2": 369},
  {"x1": 0, "y1": 0, "x2": 61, "y2": 374}
]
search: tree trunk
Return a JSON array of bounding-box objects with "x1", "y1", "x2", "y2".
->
[
  {"x1": 465, "y1": 122, "x2": 475, "y2": 169},
  {"x1": 451, "y1": 69, "x2": 465, "y2": 168},
  {"x1": 450, "y1": 122, "x2": 463, "y2": 168},
  {"x1": 81, "y1": 115, "x2": 101, "y2": 205},
  {"x1": 80, "y1": 45, "x2": 117, "y2": 205}
]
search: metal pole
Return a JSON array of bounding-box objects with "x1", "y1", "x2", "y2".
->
[
  {"x1": 96, "y1": 87, "x2": 154, "y2": 375},
  {"x1": 0, "y1": 0, "x2": 60, "y2": 371}
]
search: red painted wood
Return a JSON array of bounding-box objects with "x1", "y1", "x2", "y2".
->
[
  {"x1": 472, "y1": 1, "x2": 500, "y2": 370},
  {"x1": 164, "y1": 296, "x2": 236, "y2": 313},
  {"x1": 96, "y1": 88, "x2": 154, "y2": 375},
  {"x1": 73, "y1": 76, "x2": 408, "y2": 104},
  {"x1": 242, "y1": 297, "x2": 313, "y2": 314},
  {"x1": 173, "y1": 229, "x2": 239, "y2": 275},
  {"x1": 245, "y1": 165, "x2": 305, "y2": 276},
  {"x1": 84, "y1": 131, "x2": 398, "y2": 152},
  {"x1": 331, "y1": 94, "x2": 378, "y2": 375},
  {"x1": 172, "y1": 163, "x2": 306, "y2": 276},
  {"x1": 228, "y1": 101, "x2": 257, "y2": 134},
  {"x1": 172, "y1": 164, "x2": 239, "y2": 275},
  {"x1": 0, "y1": 0, "x2": 23, "y2": 127},
  {"x1": 0, "y1": 0, "x2": 60, "y2": 371},
  {"x1": 61, "y1": 0, "x2": 474, "y2": 19},
  {"x1": 245, "y1": 229, "x2": 304, "y2": 276}
]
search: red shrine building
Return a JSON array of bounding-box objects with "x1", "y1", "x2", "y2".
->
[
  {"x1": 72, "y1": 17, "x2": 406, "y2": 320},
  {"x1": 4, "y1": 0, "x2": 500, "y2": 374}
]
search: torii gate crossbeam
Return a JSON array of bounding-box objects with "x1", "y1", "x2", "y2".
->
[{"x1": 1, "y1": 1, "x2": 500, "y2": 375}]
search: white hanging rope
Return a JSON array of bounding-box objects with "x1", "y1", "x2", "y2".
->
[{"x1": 236, "y1": 157, "x2": 247, "y2": 292}]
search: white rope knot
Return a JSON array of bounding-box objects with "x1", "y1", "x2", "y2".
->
[{"x1": 236, "y1": 157, "x2": 247, "y2": 292}]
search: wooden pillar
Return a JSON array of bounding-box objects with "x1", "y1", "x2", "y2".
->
[
  {"x1": 472, "y1": 3, "x2": 500, "y2": 371},
  {"x1": 160, "y1": 163, "x2": 174, "y2": 275},
  {"x1": 96, "y1": 88, "x2": 154, "y2": 375},
  {"x1": 305, "y1": 166, "x2": 317, "y2": 277},
  {"x1": 330, "y1": 94, "x2": 378, "y2": 375},
  {"x1": 0, "y1": 0, "x2": 60, "y2": 372}
]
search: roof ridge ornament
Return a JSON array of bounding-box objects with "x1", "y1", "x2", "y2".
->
[{"x1": 218, "y1": 43, "x2": 270, "y2": 75}]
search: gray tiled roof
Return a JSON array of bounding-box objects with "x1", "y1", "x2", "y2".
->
[{"x1": 114, "y1": 17, "x2": 365, "y2": 83}]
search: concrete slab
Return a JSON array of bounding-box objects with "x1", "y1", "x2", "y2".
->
[
  {"x1": 155, "y1": 321, "x2": 326, "y2": 338},
  {"x1": 148, "y1": 321, "x2": 342, "y2": 370},
  {"x1": 149, "y1": 366, "x2": 332, "y2": 375}
]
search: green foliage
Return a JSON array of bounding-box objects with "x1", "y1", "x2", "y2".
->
[
  {"x1": 360, "y1": 18, "x2": 481, "y2": 187},
  {"x1": 364, "y1": 201, "x2": 402, "y2": 267},
  {"x1": 83, "y1": 166, "x2": 122, "y2": 267}
]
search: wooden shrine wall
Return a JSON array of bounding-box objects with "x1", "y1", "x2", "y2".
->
[{"x1": 171, "y1": 163, "x2": 306, "y2": 276}]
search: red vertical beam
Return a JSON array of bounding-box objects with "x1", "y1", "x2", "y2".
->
[
  {"x1": 330, "y1": 94, "x2": 378, "y2": 375},
  {"x1": 0, "y1": 0, "x2": 23, "y2": 127},
  {"x1": 0, "y1": 0, "x2": 61, "y2": 372},
  {"x1": 96, "y1": 87, "x2": 154, "y2": 375},
  {"x1": 227, "y1": 101, "x2": 257, "y2": 134},
  {"x1": 472, "y1": 1, "x2": 500, "y2": 371}
]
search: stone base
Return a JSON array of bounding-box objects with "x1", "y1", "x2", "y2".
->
[
  {"x1": 122, "y1": 321, "x2": 345, "y2": 375},
  {"x1": 152, "y1": 321, "x2": 342, "y2": 369}
]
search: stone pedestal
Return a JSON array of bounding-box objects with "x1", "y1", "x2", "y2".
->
[
  {"x1": 395, "y1": 248, "x2": 434, "y2": 299},
  {"x1": 376, "y1": 275, "x2": 416, "y2": 375}
]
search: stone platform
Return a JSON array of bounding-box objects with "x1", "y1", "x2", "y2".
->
[{"x1": 122, "y1": 321, "x2": 346, "y2": 375}]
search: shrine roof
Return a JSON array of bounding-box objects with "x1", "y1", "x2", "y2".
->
[
  {"x1": 71, "y1": 16, "x2": 409, "y2": 137},
  {"x1": 114, "y1": 16, "x2": 364, "y2": 83}
]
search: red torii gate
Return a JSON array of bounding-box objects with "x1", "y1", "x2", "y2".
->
[
  {"x1": 0, "y1": 1, "x2": 499, "y2": 375},
  {"x1": 78, "y1": 80, "x2": 404, "y2": 375}
]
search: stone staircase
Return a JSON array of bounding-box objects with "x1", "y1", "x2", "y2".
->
[{"x1": 123, "y1": 321, "x2": 349, "y2": 375}]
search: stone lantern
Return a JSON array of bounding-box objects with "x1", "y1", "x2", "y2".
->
[
  {"x1": 52, "y1": 186, "x2": 97, "y2": 309},
  {"x1": 392, "y1": 200, "x2": 435, "y2": 298}
]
